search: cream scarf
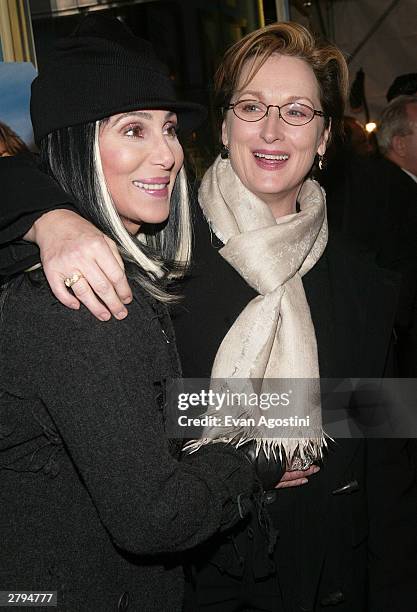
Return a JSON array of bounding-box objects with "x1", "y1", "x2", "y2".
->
[{"x1": 189, "y1": 156, "x2": 329, "y2": 464}]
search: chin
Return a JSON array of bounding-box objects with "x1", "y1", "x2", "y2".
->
[
  {"x1": 141, "y1": 210, "x2": 170, "y2": 225},
  {"x1": 124, "y1": 203, "x2": 170, "y2": 228},
  {"x1": 250, "y1": 181, "x2": 284, "y2": 198}
]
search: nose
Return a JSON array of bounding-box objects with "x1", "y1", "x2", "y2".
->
[
  {"x1": 150, "y1": 134, "x2": 176, "y2": 169},
  {"x1": 259, "y1": 106, "x2": 285, "y2": 143}
]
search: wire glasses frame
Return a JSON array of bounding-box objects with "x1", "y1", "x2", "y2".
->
[{"x1": 225, "y1": 100, "x2": 327, "y2": 126}]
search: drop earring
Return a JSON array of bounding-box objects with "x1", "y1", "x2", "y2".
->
[
  {"x1": 318, "y1": 154, "x2": 324, "y2": 170},
  {"x1": 220, "y1": 145, "x2": 229, "y2": 159}
]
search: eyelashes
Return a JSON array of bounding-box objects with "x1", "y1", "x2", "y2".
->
[
  {"x1": 165, "y1": 125, "x2": 179, "y2": 138},
  {"x1": 123, "y1": 123, "x2": 178, "y2": 139},
  {"x1": 124, "y1": 124, "x2": 143, "y2": 138}
]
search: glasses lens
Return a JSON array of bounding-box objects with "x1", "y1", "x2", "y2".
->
[
  {"x1": 233, "y1": 100, "x2": 267, "y2": 122},
  {"x1": 281, "y1": 103, "x2": 314, "y2": 125}
]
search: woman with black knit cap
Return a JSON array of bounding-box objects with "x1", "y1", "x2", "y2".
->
[{"x1": 0, "y1": 15, "x2": 265, "y2": 612}]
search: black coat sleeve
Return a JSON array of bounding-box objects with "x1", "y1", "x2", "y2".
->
[
  {"x1": 0, "y1": 155, "x2": 78, "y2": 276},
  {"x1": 1, "y1": 279, "x2": 257, "y2": 557}
]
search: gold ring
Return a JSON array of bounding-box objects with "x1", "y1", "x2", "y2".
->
[{"x1": 64, "y1": 272, "x2": 84, "y2": 288}]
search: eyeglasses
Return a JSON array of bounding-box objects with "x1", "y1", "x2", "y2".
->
[{"x1": 225, "y1": 99, "x2": 327, "y2": 126}]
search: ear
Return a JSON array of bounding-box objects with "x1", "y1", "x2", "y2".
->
[
  {"x1": 221, "y1": 118, "x2": 228, "y2": 148},
  {"x1": 391, "y1": 134, "x2": 406, "y2": 158},
  {"x1": 317, "y1": 119, "x2": 331, "y2": 157}
]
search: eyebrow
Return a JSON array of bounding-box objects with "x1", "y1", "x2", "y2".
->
[
  {"x1": 236, "y1": 90, "x2": 316, "y2": 106},
  {"x1": 112, "y1": 110, "x2": 176, "y2": 125}
]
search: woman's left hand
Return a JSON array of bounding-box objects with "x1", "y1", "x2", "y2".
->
[
  {"x1": 275, "y1": 465, "x2": 320, "y2": 489},
  {"x1": 28, "y1": 209, "x2": 133, "y2": 320}
]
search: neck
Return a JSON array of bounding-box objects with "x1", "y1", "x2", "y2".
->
[
  {"x1": 261, "y1": 185, "x2": 300, "y2": 218},
  {"x1": 386, "y1": 150, "x2": 410, "y2": 173}
]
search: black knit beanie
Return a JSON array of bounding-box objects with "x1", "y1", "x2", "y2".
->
[{"x1": 30, "y1": 14, "x2": 206, "y2": 144}]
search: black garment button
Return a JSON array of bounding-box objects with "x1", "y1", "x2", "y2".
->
[
  {"x1": 320, "y1": 590, "x2": 345, "y2": 606},
  {"x1": 264, "y1": 490, "x2": 277, "y2": 504},
  {"x1": 118, "y1": 591, "x2": 129, "y2": 611},
  {"x1": 332, "y1": 479, "x2": 359, "y2": 495}
]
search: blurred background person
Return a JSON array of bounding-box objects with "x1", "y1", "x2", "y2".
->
[
  {"x1": 376, "y1": 95, "x2": 417, "y2": 376},
  {"x1": 341, "y1": 115, "x2": 373, "y2": 157},
  {"x1": 322, "y1": 94, "x2": 417, "y2": 377},
  {"x1": 0, "y1": 120, "x2": 30, "y2": 157},
  {"x1": 378, "y1": 95, "x2": 417, "y2": 184}
]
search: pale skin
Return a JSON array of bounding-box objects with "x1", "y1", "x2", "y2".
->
[
  {"x1": 385, "y1": 101, "x2": 417, "y2": 177},
  {"x1": 222, "y1": 54, "x2": 329, "y2": 218},
  {"x1": 25, "y1": 54, "x2": 330, "y2": 487}
]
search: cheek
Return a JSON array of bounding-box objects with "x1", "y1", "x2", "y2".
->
[
  {"x1": 100, "y1": 145, "x2": 139, "y2": 179},
  {"x1": 407, "y1": 136, "x2": 417, "y2": 156},
  {"x1": 227, "y1": 118, "x2": 254, "y2": 148},
  {"x1": 227, "y1": 121, "x2": 257, "y2": 172},
  {"x1": 291, "y1": 127, "x2": 322, "y2": 155},
  {"x1": 99, "y1": 141, "x2": 140, "y2": 212}
]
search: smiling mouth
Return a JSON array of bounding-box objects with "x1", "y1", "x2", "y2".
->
[
  {"x1": 133, "y1": 181, "x2": 169, "y2": 191},
  {"x1": 253, "y1": 152, "x2": 289, "y2": 161},
  {"x1": 132, "y1": 179, "x2": 170, "y2": 199}
]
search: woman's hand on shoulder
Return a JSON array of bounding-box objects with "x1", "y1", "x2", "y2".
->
[{"x1": 28, "y1": 209, "x2": 133, "y2": 320}]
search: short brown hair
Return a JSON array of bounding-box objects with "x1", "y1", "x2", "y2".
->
[{"x1": 215, "y1": 21, "x2": 348, "y2": 139}]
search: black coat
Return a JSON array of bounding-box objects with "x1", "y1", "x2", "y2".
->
[
  {"x1": 173, "y1": 205, "x2": 417, "y2": 612},
  {"x1": 0, "y1": 270, "x2": 258, "y2": 607},
  {"x1": 0, "y1": 270, "x2": 262, "y2": 611}
]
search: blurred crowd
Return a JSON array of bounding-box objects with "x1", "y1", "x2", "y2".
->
[{"x1": 322, "y1": 74, "x2": 417, "y2": 377}]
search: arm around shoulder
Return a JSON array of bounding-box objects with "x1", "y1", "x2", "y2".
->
[{"x1": 0, "y1": 154, "x2": 77, "y2": 243}]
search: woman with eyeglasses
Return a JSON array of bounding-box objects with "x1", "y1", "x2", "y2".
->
[{"x1": 1, "y1": 21, "x2": 416, "y2": 612}]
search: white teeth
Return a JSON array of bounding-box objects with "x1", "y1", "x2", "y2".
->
[
  {"x1": 133, "y1": 181, "x2": 168, "y2": 191},
  {"x1": 254, "y1": 153, "x2": 289, "y2": 160}
]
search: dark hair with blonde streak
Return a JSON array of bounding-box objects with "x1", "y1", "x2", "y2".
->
[
  {"x1": 215, "y1": 21, "x2": 349, "y2": 140},
  {"x1": 0, "y1": 121, "x2": 30, "y2": 156}
]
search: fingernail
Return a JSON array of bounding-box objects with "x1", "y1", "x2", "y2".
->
[
  {"x1": 115, "y1": 310, "x2": 128, "y2": 320},
  {"x1": 99, "y1": 312, "x2": 111, "y2": 322},
  {"x1": 70, "y1": 303, "x2": 80, "y2": 310},
  {"x1": 122, "y1": 296, "x2": 133, "y2": 304},
  {"x1": 301, "y1": 478, "x2": 308, "y2": 484},
  {"x1": 313, "y1": 466, "x2": 320, "y2": 473}
]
